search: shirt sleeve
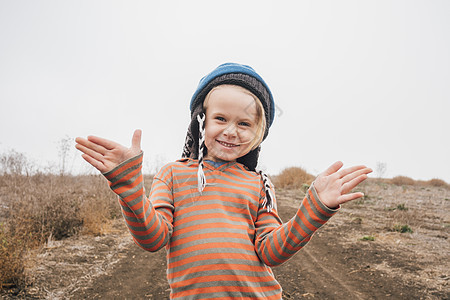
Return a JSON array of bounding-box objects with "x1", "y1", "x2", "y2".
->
[
  {"x1": 254, "y1": 183, "x2": 339, "y2": 267},
  {"x1": 103, "y1": 152, "x2": 174, "y2": 252}
]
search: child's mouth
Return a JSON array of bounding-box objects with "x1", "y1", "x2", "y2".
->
[{"x1": 217, "y1": 140, "x2": 239, "y2": 148}]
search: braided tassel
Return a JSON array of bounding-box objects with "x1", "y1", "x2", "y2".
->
[
  {"x1": 259, "y1": 171, "x2": 276, "y2": 212},
  {"x1": 197, "y1": 113, "x2": 206, "y2": 194}
]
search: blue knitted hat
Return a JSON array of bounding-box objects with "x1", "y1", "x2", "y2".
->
[{"x1": 182, "y1": 62, "x2": 276, "y2": 169}]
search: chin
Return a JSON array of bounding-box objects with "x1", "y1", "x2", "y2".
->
[{"x1": 207, "y1": 150, "x2": 238, "y2": 162}]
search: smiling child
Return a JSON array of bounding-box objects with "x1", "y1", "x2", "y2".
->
[{"x1": 75, "y1": 62, "x2": 371, "y2": 299}]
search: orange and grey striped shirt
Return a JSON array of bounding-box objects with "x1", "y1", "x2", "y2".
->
[{"x1": 104, "y1": 153, "x2": 338, "y2": 299}]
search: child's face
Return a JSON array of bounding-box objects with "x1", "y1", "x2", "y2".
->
[{"x1": 204, "y1": 85, "x2": 258, "y2": 163}]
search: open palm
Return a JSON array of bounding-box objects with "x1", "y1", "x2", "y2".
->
[
  {"x1": 75, "y1": 130, "x2": 142, "y2": 173},
  {"x1": 314, "y1": 161, "x2": 372, "y2": 208}
]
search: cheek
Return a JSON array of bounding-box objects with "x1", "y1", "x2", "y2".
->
[
  {"x1": 241, "y1": 128, "x2": 256, "y2": 142},
  {"x1": 204, "y1": 133, "x2": 213, "y2": 149},
  {"x1": 204, "y1": 125, "x2": 216, "y2": 147},
  {"x1": 204, "y1": 121, "x2": 223, "y2": 138}
]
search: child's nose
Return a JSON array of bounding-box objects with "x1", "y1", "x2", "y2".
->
[{"x1": 223, "y1": 124, "x2": 237, "y2": 137}]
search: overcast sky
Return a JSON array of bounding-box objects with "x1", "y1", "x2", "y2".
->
[{"x1": 1, "y1": 0, "x2": 449, "y2": 182}]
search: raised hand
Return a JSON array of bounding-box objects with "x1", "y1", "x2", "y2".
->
[
  {"x1": 313, "y1": 161, "x2": 372, "y2": 209},
  {"x1": 75, "y1": 129, "x2": 142, "y2": 173}
]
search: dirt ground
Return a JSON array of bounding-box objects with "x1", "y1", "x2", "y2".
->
[{"x1": 2, "y1": 181, "x2": 449, "y2": 299}]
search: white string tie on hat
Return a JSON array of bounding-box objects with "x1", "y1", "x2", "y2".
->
[
  {"x1": 259, "y1": 170, "x2": 276, "y2": 212},
  {"x1": 197, "y1": 113, "x2": 207, "y2": 194}
]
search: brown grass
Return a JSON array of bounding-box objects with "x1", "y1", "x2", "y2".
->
[
  {"x1": 0, "y1": 173, "x2": 120, "y2": 289},
  {"x1": 0, "y1": 224, "x2": 29, "y2": 289},
  {"x1": 390, "y1": 176, "x2": 449, "y2": 189},
  {"x1": 390, "y1": 175, "x2": 416, "y2": 186},
  {"x1": 425, "y1": 178, "x2": 448, "y2": 188},
  {"x1": 272, "y1": 166, "x2": 315, "y2": 190}
]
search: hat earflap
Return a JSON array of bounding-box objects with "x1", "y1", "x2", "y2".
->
[{"x1": 182, "y1": 105, "x2": 203, "y2": 160}]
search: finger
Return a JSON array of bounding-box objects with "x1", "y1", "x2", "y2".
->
[
  {"x1": 75, "y1": 143, "x2": 106, "y2": 163},
  {"x1": 76, "y1": 136, "x2": 109, "y2": 155},
  {"x1": 338, "y1": 192, "x2": 365, "y2": 204},
  {"x1": 75, "y1": 137, "x2": 93, "y2": 149},
  {"x1": 341, "y1": 174, "x2": 369, "y2": 194},
  {"x1": 75, "y1": 137, "x2": 86, "y2": 145},
  {"x1": 87, "y1": 135, "x2": 119, "y2": 151},
  {"x1": 322, "y1": 161, "x2": 343, "y2": 176},
  {"x1": 338, "y1": 165, "x2": 368, "y2": 179},
  {"x1": 342, "y1": 167, "x2": 372, "y2": 183},
  {"x1": 75, "y1": 141, "x2": 90, "y2": 155},
  {"x1": 81, "y1": 154, "x2": 108, "y2": 173},
  {"x1": 131, "y1": 129, "x2": 142, "y2": 151}
]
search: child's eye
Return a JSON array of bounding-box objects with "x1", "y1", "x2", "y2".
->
[
  {"x1": 215, "y1": 116, "x2": 226, "y2": 122},
  {"x1": 239, "y1": 121, "x2": 251, "y2": 127}
]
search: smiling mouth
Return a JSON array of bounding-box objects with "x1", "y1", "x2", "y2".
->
[{"x1": 217, "y1": 140, "x2": 239, "y2": 148}]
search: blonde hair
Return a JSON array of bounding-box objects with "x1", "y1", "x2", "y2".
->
[{"x1": 204, "y1": 85, "x2": 266, "y2": 151}]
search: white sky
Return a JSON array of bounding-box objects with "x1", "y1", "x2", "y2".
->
[{"x1": 1, "y1": 0, "x2": 449, "y2": 182}]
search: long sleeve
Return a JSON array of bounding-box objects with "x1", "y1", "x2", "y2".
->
[
  {"x1": 103, "y1": 153, "x2": 174, "y2": 252},
  {"x1": 254, "y1": 184, "x2": 339, "y2": 267}
]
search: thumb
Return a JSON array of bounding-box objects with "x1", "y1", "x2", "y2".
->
[{"x1": 131, "y1": 129, "x2": 142, "y2": 151}]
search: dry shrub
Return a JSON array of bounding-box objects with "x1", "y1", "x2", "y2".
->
[
  {"x1": 390, "y1": 175, "x2": 416, "y2": 186},
  {"x1": 5, "y1": 175, "x2": 83, "y2": 242},
  {"x1": 71, "y1": 175, "x2": 121, "y2": 235},
  {"x1": 0, "y1": 173, "x2": 119, "y2": 289},
  {"x1": 0, "y1": 224, "x2": 29, "y2": 289},
  {"x1": 425, "y1": 178, "x2": 448, "y2": 188},
  {"x1": 273, "y1": 166, "x2": 315, "y2": 189},
  {"x1": 0, "y1": 150, "x2": 33, "y2": 176},
  {"x1": 80, "y1": 194, "x2": 117, "y2": 236}
]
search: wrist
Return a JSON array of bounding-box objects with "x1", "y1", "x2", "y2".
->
[{"x1": 103, "y1": 151, "x2": 144, "y2": 183}]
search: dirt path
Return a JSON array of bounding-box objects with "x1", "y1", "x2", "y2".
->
[
  {"x1": 73, "y1": 242, "x2": 170, "y2": 299},
  {"x1": 273, "y1": 206, "x2": 427, "y2": 299}
]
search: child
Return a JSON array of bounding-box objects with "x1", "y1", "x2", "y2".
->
[{"x1": 75, "y1": 62, "x2": 372, "y2": 299}]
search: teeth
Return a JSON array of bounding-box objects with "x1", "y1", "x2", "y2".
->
[{"x1": 218, "y1": 141, "x2": 237, "y2": 147}]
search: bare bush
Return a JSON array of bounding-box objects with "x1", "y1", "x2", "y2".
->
[
  {"x1": 375, "y1": 161, "x2": 387, "y2": 178},
  {"x1": 272, "y1": 166, "x2": 315, "y2": 189},
  {"x1": 426, "y1": 178, "x2": 449, "y2": 188},
  {"x1": 57, "y1": 136, "x2": 74, "y2": 176},
  {"x1": 0, "y1": 224, "x2": 29, "y2": 289},
  {"x1": 0, "y1": 173, "x2": 120, "y2": 289},
  {"x1": 0, "y1": 150, "x2": 33, "y2": 175},
  {"x1": 390, "y1": 176, "x2": 416, "y2": 186}
]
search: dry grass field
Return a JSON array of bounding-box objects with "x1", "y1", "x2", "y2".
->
[{"x1": 0, "y1": 163, "x2": 449, "y2": 299}]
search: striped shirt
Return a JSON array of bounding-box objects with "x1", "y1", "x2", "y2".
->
[{"x1": 104, "y1": 153, "x2": 338, "y2": 299}]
